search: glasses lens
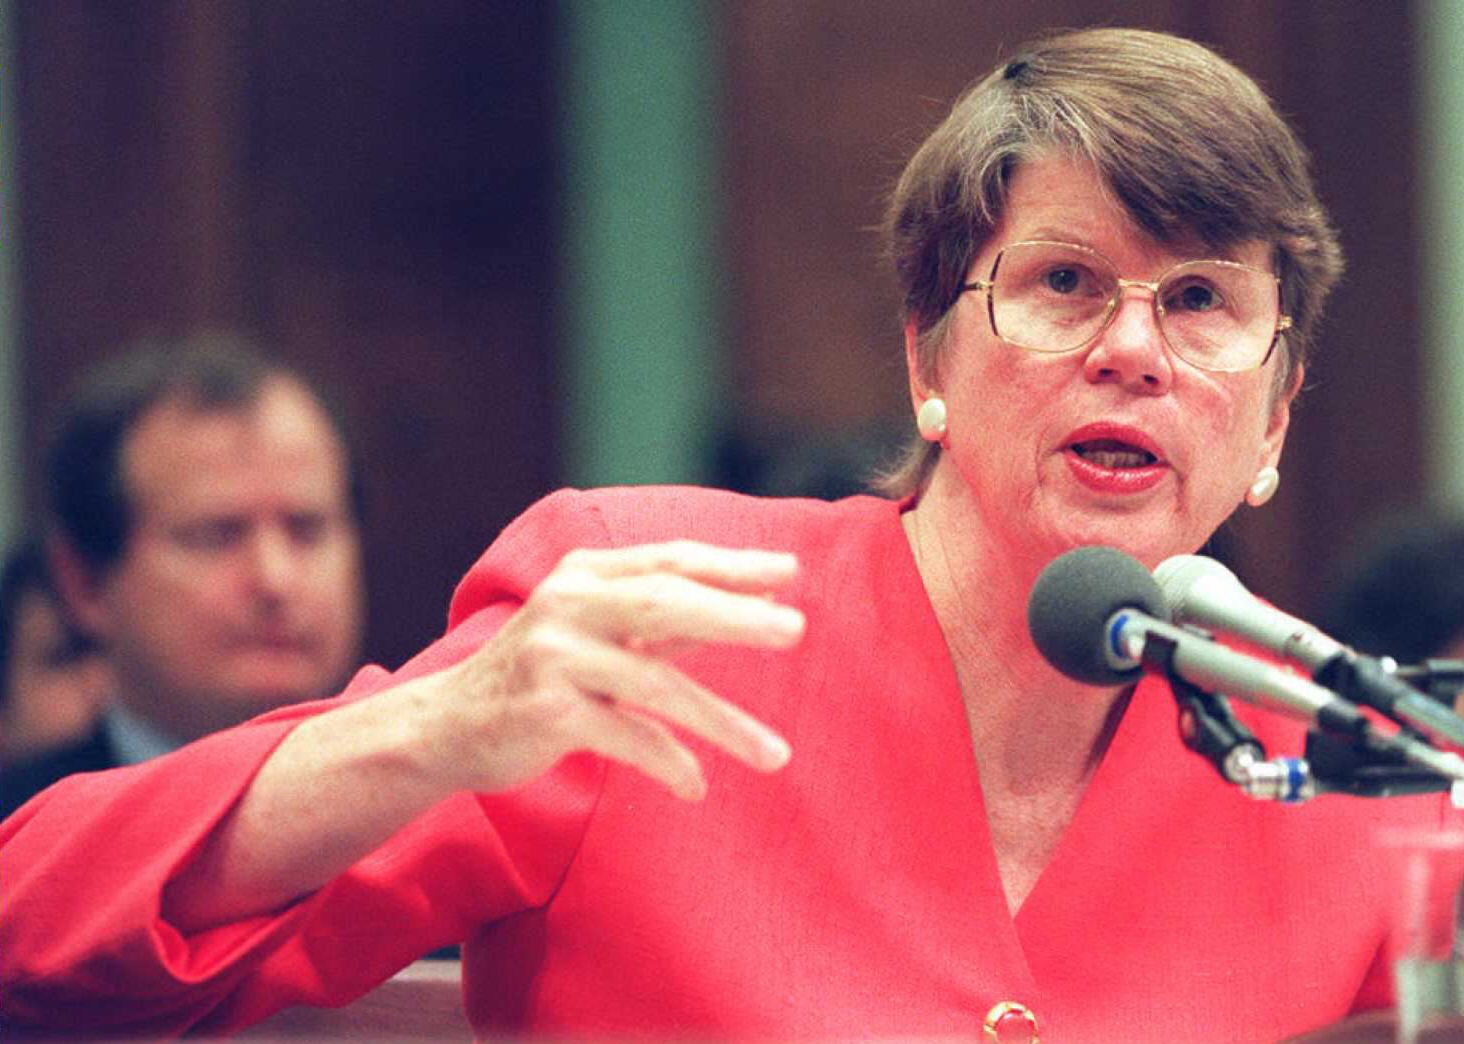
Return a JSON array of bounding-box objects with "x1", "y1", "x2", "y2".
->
[
  {"x1": 989, "y1": 242, "x2": 1118, "y2": 353},
  {"x1": 988, "y1": 244, "x2": 1282, "y2": 371},
  {"x1": 1157, "y1": 261, "x2": 1279, "y2": 372}
]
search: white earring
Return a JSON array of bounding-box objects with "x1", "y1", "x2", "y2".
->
[
  {"x1": 916, "y1": 397, "x2": 948, "y2": 442},
  {"x1": 1246, "y1": 466, "x2": 1280, "y2": 507}
]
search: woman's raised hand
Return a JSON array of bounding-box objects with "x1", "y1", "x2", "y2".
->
[{"x1": 419, "y1": 541, "x2": 804, "y2": 801}]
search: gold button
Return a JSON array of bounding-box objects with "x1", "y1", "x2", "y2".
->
[{"x1": 983, "y1": 1000, "x2": 1040, "y2": 1044}]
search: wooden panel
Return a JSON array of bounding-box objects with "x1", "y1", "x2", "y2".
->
[
  {"x1": 240, "y1": 959, "x2": 466, "y2": 1039},
  {"x1": 15, "y1": 1, "x2": 560, "y2": 669},
  {"x1": 237, "y1": 3, "x2": 561, "y2": 666}
]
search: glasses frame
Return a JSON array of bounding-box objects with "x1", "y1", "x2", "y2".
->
[{"x1": 958, "y1": 239, "x2": 1293, "y2": 373}]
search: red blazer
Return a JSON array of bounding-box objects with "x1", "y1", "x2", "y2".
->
[{"x1": 0, "y1": 487, "x2": 1448, "y2": 1041}]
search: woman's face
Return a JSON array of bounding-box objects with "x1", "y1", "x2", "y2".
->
[{"x1": 911, "y1": 153, "x2": 1295, "y2": 569}]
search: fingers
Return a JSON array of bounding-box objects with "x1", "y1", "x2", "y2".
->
[
  {"x1": 533, "y1": 543, "x2": 805, "y2": 651},
  {"x1": 590, "y1": 573, "x2": 805, "y2": 649},
  {"x1": 453, "y1": 540, "x2": 803, "y2": 802},
  {"x1": 558, "y1": 630, "x2": 791, "y2": 773},
  {"x1": 558, "y1": 542, "x2": 798, "y2": 592},
  {"x1": 574, "y1": 700, "x2": 708, "y2": 802}
]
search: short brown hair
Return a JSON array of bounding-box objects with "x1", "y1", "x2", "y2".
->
[{"x1": 880, "y1": 27, "x2": 1343, "y2": 496}]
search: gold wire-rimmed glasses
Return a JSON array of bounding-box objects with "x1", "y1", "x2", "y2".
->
[{"x1": 959, "y1": 239, "x2": 1292, "y2": 373}]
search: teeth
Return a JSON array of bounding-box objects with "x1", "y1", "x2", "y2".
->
[
  {"x1": 1084, "y1": 450, "x2": 1149, "y2": 469},
  {"x1": 1073, "y1": 443, "x2": 1156, "y2": 468}
]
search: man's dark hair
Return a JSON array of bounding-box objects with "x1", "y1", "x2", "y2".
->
[{"x1": 44, "y1": 334, "x2": 365, "y2": 576}]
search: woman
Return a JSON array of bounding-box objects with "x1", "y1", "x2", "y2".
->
[{"x1": 0, "y1": 28, "x2": 1440, "y2": 1043}]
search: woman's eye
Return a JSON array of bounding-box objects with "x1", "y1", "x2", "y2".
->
[
  {"x1": 1043, "y1": 267, "x2": 1083, "y2": 294},
  {"x1": 1170, "y1": 282, "x2": 1222, "y2": 312}
]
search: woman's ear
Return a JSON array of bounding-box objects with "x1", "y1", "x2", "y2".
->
[
  {"x1": 1260, "y1": 361, "x2": 1304, "y2": 469},
  {"x1": 905, "y1": 321, "x2": 935, "y2": 410}
]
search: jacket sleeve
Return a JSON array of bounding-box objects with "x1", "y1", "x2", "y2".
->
[{"x1": 0, "y1": 489, "x2": 614, "y2": 1037}]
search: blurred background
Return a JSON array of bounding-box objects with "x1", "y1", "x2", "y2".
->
[{"x1": 0, "y1": 1, "x2": 1459, "y2": 671}]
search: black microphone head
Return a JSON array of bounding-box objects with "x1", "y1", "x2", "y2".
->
[{"x1": 1027, "y1": 546, "x2": 1165, "y2": 685}]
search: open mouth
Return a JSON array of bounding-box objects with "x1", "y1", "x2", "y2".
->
[{"x1": 1069, "y1": 439, "x2": 1159, "y2": 469}]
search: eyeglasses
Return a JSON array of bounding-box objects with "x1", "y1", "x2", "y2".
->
[{"x1": 959, "y1": 240, "x2": 1292, "y2": 373}]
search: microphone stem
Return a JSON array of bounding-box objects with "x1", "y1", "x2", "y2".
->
[
  {"x1": 1394, "y1": 658, "x2": 1464, "y2": 705},
  {"x1": 1315, "y1": 653, "x2": 1464, "y2": 749}
]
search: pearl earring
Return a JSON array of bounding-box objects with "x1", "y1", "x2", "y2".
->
[
  {"x1": 916, "y1": 397, "x2": 948, "y2": 442},
  {"x1": 1246, "y1": 466, "x2": 1280, "y2": 507}
]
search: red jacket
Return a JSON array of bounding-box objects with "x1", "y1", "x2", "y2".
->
[{"x1": 0, "y1": 487, "x2": 1447, "y2": 1040}]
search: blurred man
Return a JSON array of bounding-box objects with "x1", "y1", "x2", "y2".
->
[{"x1": 1, "y1": 336, "x2": 366, "y2": 817}]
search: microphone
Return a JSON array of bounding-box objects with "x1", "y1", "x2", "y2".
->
[
  {"x1": 1026, "y1": 544, "x2": 1161, "y2": 686},
  {"x1": 1154, "y1": 554, "x2": 1464, "y2": 749},
  {"x1": 1028, "y1": 547, "x2": 1464, "y2": 785},
  {"x1": 1030, "y1": 547, "x2": 1366, "y2": 729}
]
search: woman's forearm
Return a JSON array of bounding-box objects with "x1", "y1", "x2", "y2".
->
[{"x1": 161, "y1": 672, "x2": 460, "y2": 931}]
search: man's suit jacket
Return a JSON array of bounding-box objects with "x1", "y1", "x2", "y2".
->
[{"x1": 0, "y1": 723, "x2": 118, "y2": 821}]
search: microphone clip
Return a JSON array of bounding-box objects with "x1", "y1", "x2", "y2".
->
[
  {"x1": 1302, "y1": 728, "x2": 1456, "y2": 799},
  {"x1": 1150, "y1": 632, "x2": 1453, "y2": 802},
  {"x1": 1146, "y1": 632, "x2": 1268, "y2": 786}
]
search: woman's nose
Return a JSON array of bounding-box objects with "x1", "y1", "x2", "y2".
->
[{"x1": 1082, "y1": 288, "x2": 1174, "y2": 394}]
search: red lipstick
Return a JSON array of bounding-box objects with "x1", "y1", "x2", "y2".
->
[{"x1": 1062, "y1": 422, "x2": 1169, "y2": 495}]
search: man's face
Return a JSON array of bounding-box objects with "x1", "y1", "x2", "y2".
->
[{"x1": 82, "y1": 377, "x2": 364, "y2": 742}]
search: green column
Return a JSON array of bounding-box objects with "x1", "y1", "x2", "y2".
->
[
  {"x1": 560, "y1": 0, "x2": 723, "y2": 487},
  {"x1": 1420, "y1": 0, "x2": 1464, "y2": 509}
]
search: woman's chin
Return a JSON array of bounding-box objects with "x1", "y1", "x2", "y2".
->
[{"x1": 1038, "y1": 508, "x2": 1198, "y2": 570}]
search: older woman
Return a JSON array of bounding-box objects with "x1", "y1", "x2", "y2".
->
[{"x1": 0, "y1": 28, "x2": 1442, "y2": 1043}]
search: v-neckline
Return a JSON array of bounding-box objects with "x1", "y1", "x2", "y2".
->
[
  {"x1": 878, "y1": 496, "x2": 1189, "y2": 965},
  {"x1": 1010, "y1": 672, "x2": 1178, "y2": 934}
]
